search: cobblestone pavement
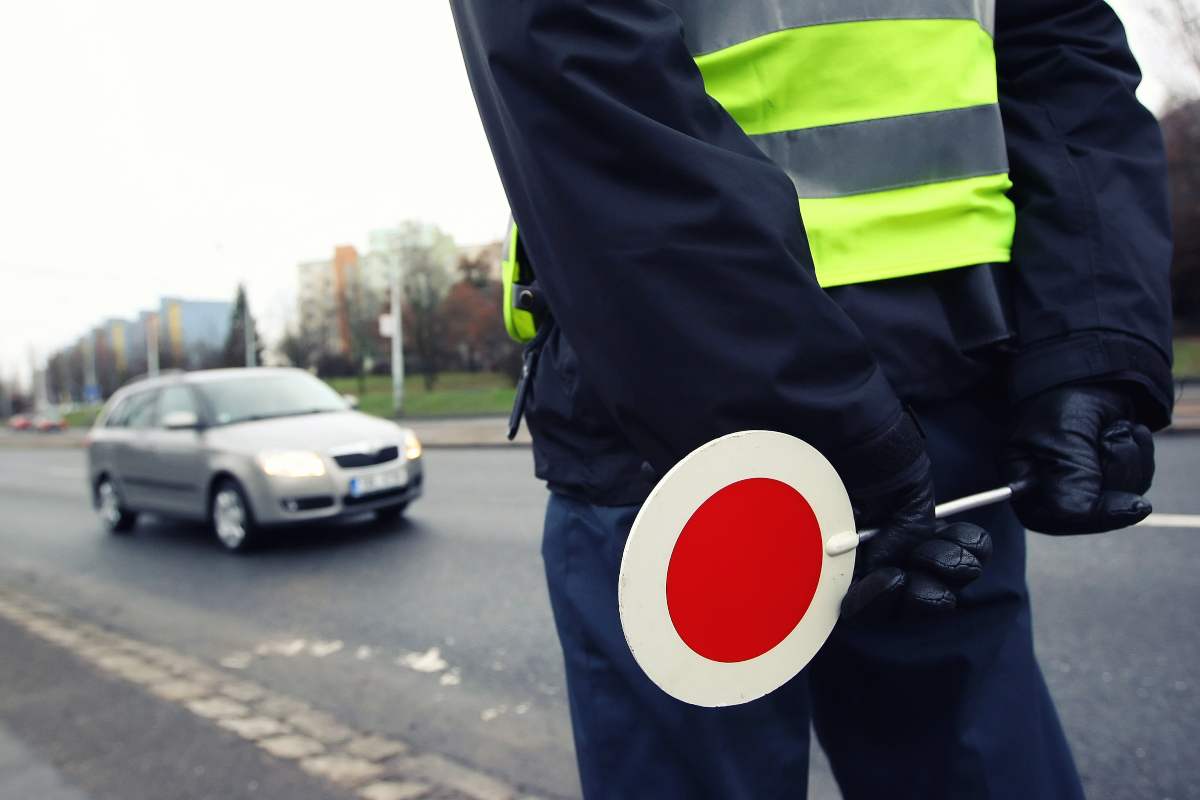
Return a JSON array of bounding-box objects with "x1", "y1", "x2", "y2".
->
[{"x1": 0, "y1": 587, "x2": 539, "y2": 800}]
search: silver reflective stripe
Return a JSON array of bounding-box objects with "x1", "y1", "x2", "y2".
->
[
  {"x1": 753, "y1": 104, "x2": 1008, "y2": 199},
  {"x1": 672, "y1": 0, "x2": 995, "y2": 55}
]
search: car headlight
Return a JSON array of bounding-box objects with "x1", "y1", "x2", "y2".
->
[
  {"x1": 403, "y1": 430, "x2": 422, "y2": 461},
  {"x1": 257, "y1": 451, "x2": 326, "y2": 478}
]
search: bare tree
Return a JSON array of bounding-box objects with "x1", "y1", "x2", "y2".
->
[
  {"x1": 1163, "y1": 101, "x2": 1200, "y2": 329},
  {"x1": 388, "y1": 222, "x2": 456, "y2": 390},
  {"x1": 1145, "y1": 1, "x2": 1200, "y2": 329},
  {"x1": 1161, "y1": 0, "x2": 1200, "y2": 75},
  {"x1": 279, "y1": 325, "x2": 323, "y2": 371},
  {"x1": 344, "y1": 270, "x2": 387, "y2": 395},
  {"x1": 1147, "y1": 0, "x2": 1200, "y2": 94}
]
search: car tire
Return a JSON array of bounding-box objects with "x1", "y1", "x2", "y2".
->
[
  {"x1": 374, "y1": 502, "x2": 409, "y2": 522},
  {"x1": 96, "y1": 477, "x2": 138, "y2": 533},
  {"x1": 210, "y1": 479, "x2": 259, "y2": 553}
]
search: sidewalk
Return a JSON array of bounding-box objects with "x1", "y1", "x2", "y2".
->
[
  {"x1": 0, "y1": 415, "x2": 532, "y2": 450},
  {"x1": 0, "y1": 610, "x2": 358, "y2": 800},
  {"x1": 0, "y1": 589, "x2": 536, "y2": 800},
  {"x1": 407, "y1": 415, "x2": 531, "y2": 447},
  {"x1": 1173, "y1": 380, "x2": 1200, "y2": 431}
]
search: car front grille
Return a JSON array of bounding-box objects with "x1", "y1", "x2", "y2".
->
[
  {"x1": 343, "y1": 486, "x2": 409, "y2": 506},
  {"x1": 332, "y1": 445, "x2": 399, "y2": 469}
]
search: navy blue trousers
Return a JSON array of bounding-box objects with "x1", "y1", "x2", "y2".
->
[{"x1": 541, "y1": 388, "x2": 1086, "y2": 799}]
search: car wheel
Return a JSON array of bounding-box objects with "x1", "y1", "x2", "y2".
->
[
  {"x1": 96, "y1": 478, "x2": 138, "y2": 533},
  {"x1": 374, "y1": 502, "x2": 409, "y2": 522},
  {"x1": 211, "y1": 479, "x2": 259, "y2": 552}
]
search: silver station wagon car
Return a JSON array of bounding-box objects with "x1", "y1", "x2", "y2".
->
[{"x1": 87, "y1": 368, "x2": 424, "y2": 551}]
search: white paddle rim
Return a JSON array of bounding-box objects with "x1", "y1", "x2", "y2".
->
[{"x1": 618, "y1": 430, "x2": 856, "y2": 708}]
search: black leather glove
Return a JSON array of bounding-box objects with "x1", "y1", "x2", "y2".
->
[
  {"x1": 835, "y1": 414, "x2": 993, "y2": 619},
  {"x1": 1002, "y1": 384, "x2": 1155, "y2": 535}
]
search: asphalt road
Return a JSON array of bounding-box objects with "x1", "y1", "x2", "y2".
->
[{"x1": 0, "y1": 441, "x2": 1198, "y2": 799}]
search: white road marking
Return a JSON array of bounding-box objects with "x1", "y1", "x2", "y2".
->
[
  {"x1": 255, "y1": 638, "x2": 308, "y2": 657},
  {"x1": 1138, "y1": 513, "x2": 1200, "y2": 529},
  {"x1": 480, "y1": 706, "x2": 507, "y2": 722},
  {"x1": 0, "y1": 586, "x2": 523, "y2": 800},
  {"x1": 397, "y1": 647, "x2": 448, "y2": 674},
  {"x1": 309, "y1": 640, "x2": 344, "y2": 657},
  {"x1": 242, "y1": 638, "x2": 469, "y2": 692}
]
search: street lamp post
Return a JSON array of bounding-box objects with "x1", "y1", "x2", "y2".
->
[{"x1": 390, "y1": 250, "x2": 405, "y2": 417}]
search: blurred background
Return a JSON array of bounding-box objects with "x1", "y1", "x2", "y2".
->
[
  {"x1": 0, "y1": 1, "x2": 1198, "y2": 420},
  {"x1": 0, "y1": 3, "x2": 524, "y2": 427},
  {"x1": 0, "y1": 3, "x2": 1198, "y2": 800}
]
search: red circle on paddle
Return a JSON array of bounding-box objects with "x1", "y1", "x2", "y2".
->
[{"x1": 666, "y1": 478, "x2": 824, "y2": 663}]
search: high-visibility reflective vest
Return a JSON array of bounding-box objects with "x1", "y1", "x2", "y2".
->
[
  {"x1": 685, "y1": 0, "x2": 1015, "y2": 287},
  {"x1": 502, "y1": 0, "x2": 1015, "y2": 340}
]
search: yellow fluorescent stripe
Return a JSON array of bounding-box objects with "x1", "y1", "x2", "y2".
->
[
  {"x1": 696, "y1": 19, "x2": 998, "y2": 134},
  {"x1": 800, "y1": 173, "x2": 1015, "y2": 287},
  {"x1": 502, "y1": 224, "x2": 537, "y2": 342}
]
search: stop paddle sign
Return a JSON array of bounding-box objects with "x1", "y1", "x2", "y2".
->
[{"x1": 618, "y1": 430, "x2": 855, "y2": 708}]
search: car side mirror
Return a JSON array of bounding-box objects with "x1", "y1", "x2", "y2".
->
[
  {"x1": 163, "y1": 410, "x2": 200, "y2": 430},
  {"x1": 342, "y1": 394, "x2": 359, "y2": 410}
]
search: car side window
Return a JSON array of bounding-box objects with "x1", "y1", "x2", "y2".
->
[
  {"x1": 103, "y1": 397, "x2": 130, "y2": 428},
  {"x1": 158, "y1": 385, "x2": 199, "y2": 426},
  {"x1": 124, "y1": 390, "x2": 160, "y2": 430}
]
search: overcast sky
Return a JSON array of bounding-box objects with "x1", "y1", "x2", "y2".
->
[{"x1": 1, "y1": 1, "x2": 1196, "y2": 386}]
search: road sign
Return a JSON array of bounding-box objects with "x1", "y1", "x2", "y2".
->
[
  {"x1": 618, "y1": 430, "x2": 855, "y2": 708},
  {"x1": 619, "y1": 431, "x2": 1025, "y2": 707},
  {"x1": 378, "y1": 313, "x2": 395, "y2": 338}
]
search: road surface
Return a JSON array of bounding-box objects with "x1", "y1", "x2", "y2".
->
[{"x1": 0, "y1": 442, "x2": 1198, "y2": 799}]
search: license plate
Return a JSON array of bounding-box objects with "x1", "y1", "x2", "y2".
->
[{"x1": 349, "y1": 467, "x2": 406, "y2": 498}]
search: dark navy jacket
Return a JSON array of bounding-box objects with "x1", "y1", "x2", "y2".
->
[{"x1": 451, "y1": 0, "x2": 1174, "y2": 506}]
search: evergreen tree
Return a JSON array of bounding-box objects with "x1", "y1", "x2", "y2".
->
[{"x1": 221, "y1": 284, "x2": 265, "y2": 368}]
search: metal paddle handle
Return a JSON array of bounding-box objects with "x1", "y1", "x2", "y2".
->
[{"x1": 825, "y1": 480, "x2": 1033, "y2": 557}]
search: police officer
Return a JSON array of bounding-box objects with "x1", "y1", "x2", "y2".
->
[{"x1": 451, "y1": 1, "x2": 1173, "y2": 797}]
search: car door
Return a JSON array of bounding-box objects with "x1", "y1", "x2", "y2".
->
[
  {"x1": 146, "y1": 384, "x2": 210, "y2": 518},
  {"x1": 112, "y1": 388, "x2": 161, "y2": 508},
  {"x1": 89, "y1": 394, "x2": 132, "y2": 493}
]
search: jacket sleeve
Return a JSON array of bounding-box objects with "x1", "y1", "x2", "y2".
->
[
  {"x1": 450, "y1": 0, "x2": 910, "y2": 480},
  {"x1": 996, "y1": 0, "x2": 1175, "y2": 428}
]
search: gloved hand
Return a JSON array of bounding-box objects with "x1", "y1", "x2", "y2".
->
[
  {"x1": 835, "y1": 413, "x2": 993, "y2": 619},
  {"x1": 1002, "y1": 384, "x2": 1155, "y2": 535}
]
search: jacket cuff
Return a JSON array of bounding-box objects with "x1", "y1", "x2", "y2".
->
[
  {"x1": 1008, "y1": 331, "x2": 1174, "y2": 430},
  {"x1": 826, "y1": 408, "x2": 928, "y2": 498}
]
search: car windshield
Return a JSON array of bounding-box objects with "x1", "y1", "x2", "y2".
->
[{"x1": 195, "y1": 372, "x2": 347, "y2": 425}]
